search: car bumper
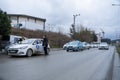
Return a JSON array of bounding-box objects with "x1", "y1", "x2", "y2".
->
[
  {"x1": 98, "y1": 47, "x2": 109, "y2": 50},
  {"x1": 63, "y1": 46, "x2": 67, "y2": 50},
  {"x1": 67, "y1": 47, "x2": 83, "y2": 51},
  {"x1": 8, "y1": 48, "x2": 27, "y2": 56}
]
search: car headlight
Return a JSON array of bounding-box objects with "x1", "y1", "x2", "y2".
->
[{"x1": 18, "y1": 46, "x2": 28, "y2": 49}]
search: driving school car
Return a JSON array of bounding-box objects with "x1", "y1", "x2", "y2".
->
[{"x1": 8, "y1": 38, "x2": 50, "y2": 57}]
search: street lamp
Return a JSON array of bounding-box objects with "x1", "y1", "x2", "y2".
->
[
  {"x1": 72, "y1": 14, "x2": 80, "y2": 33},
  {"x1": 112, "y1": 3, "x2": 120, "y2": 39}
]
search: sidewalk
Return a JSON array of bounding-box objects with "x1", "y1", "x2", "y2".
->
[{"x1": 112, "y1": 52, "x2": 120, "y2": 80}]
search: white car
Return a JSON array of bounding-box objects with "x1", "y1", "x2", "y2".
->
[
  {"x1": 98, "y1": 42, "x2": 109, "y2": 50},
  {"x1": 82, "y1": 42, "x2": 90, "y2": 50},
  {"x1": 8, "y1": 38, "x2": 50, "y2": 57}
]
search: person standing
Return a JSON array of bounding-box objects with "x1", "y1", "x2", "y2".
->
[{"x1": 42, "y1": 35, "x2": 49, "y2": 55}]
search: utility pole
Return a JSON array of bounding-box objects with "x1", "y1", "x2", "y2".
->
[
  {"x1": 100, "y1": 28, "x2": 105, "y2": 38},
  {"x1": 72, "y1": 14, "x2": 80, "y2": 33},
  {"x1": 70, "y1": 13, "x2": 80, "y2": 39}
]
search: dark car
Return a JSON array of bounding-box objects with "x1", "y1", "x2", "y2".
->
[{"x1": 0, "y1": 41, "x2": 10, "y2": 53}]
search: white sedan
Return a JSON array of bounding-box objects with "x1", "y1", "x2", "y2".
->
[
  {"x1": 98, "y1": 42, "x2": 109, "y2": 50},
  {"x1": 8, "y1": 38, "x2": 50, "y2": 57}
]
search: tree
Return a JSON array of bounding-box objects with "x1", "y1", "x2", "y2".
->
[
  {"x1": 92, "y1": 32, "x2": 97, "y2": 42},
  {"x1": 70, "y1": 25, "x2": 97, "y2": 42},
  {"x1": 0, "y1": 9, "x2": 11, "y2": 37},
  {"x1": 101, "y1": 38, "x2": 111, "y2": 44}
]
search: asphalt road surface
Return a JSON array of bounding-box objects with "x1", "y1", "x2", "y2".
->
[{"x1": 0, "y1": 46, "x2": 115, "y2": 80}]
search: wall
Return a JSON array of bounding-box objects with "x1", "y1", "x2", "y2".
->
[{"x1": 10, "y1": 16, "x2": 44, "y2": 30}]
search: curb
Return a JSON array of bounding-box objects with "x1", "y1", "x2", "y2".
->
[
  {"x1": 50, "y1": 48, "x2": 63, "y2": 51},
  {"x1": 112, "y1": 49, "x2": 120, "y2": 80}
]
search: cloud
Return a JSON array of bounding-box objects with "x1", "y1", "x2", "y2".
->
[{"x1": 0, "y1": 0, "x2": 120, "y2": 39}]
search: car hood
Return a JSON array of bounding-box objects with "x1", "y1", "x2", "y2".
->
[
  {"x1": 9, "y1": 44, "x2": 29, "y2": 48},
  {"x1": 99, "y1": 44, "x2": 108, "y2": 46}
]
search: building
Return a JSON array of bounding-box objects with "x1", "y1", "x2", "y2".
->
[{"x1": 8, "y1": 14, "x2": 46, "y2": 31}]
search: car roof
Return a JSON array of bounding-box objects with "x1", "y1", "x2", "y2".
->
[
  {"x1": 101, "y1": 42, "x2": 107, "y2": 44},
  {"x1": 26, "y1": 38, "x2": 42, "y2": 40}
]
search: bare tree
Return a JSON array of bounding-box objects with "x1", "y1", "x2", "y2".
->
[{"x1": 70, "y1": 24, "x2": 97, "y2": 42}]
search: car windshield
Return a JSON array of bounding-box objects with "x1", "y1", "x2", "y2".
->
[
  {"x1": 69, "y1": 41, "x2": 79, "y2": 45},
  {"x1": 21, "y1": 39, "x2": 34, "y2": 44},
  {"x1": 65, "y1": 43, "x2": 69, "y2": 45}
]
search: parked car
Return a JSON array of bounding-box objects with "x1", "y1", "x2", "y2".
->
[
  {"x1": 66, "y1": 40, "x2": 83, "y2": 52},
  {"x1": 63, "y1": 42, "x2": 70, "y2": 50},
  {"x1": 92, "y1": 42, "x2": 100, "y2": 48},
  {"x1": 98, "y1": 42, "x2": 109, "y2": 50},
  {"x1": 0, "y1": 41, "x2": 10, "y2": 54},
  {"x1": 90, "y1": 43, "x2": 94, "y2": 48},
  {"x1": 82, "y1": 42, "x2": 90, "y2": 50},
  {"x1": 7, "y1": 38, "x2": 50, "y2": 57},
  {"x1": 0, "y1": 35, "x2": 28, "y2": 54}
]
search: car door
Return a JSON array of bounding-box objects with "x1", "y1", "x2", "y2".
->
[
  {"x1": 32, "y1": 40, "x2": 39, "y2": 53},
  {"x1": 79, "y1": 42, "x2": 83, "y2": 49},
  {"x1": 37, "y1": 40, "x2": 43, "y2": 52}
]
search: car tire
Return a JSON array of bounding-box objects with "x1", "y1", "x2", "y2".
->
[
  {"x1": 80, "y1": 49, "x2": 83, "y2": 51},
  {"x1": 66, "y1": 50, "x2": 69, "y2": 52},
  {"x1": 26, "y1": 49, "x2": 33, "y2": 57}
]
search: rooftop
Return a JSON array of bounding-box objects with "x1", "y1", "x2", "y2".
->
[{"x1": 8, "y1": 14, "x2": 46, "y2": 22}]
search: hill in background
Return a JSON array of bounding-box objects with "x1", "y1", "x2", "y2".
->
[{"x1": 11, "y1": 27, "x2": 72, "y2": 48}]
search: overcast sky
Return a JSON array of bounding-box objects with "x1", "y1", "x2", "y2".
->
[{"x1": 0, "y1": 0, "x2": 120, "y2": 40}]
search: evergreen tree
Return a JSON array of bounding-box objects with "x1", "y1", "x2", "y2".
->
[
  {"x1": 92, "y1": 32, "x2": 97, "y2": 42},
  {"x1": 0, "y1": 9, "x2": 11, "y2": 37}
]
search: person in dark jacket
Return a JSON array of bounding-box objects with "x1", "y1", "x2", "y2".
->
[{"x1": 42, "y1": 35, "x2": 49, "y2": 55}]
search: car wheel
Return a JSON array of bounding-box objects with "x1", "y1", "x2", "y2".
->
[
  {"x1": 66, "y1": 50, "x2": 69, "y2": 52},
  {"x1": 26, "y1": 49, "x2": 33, "y2": 57},
  {"x1": 80, "y1": 49, "x2": 84, "y2": 51}
]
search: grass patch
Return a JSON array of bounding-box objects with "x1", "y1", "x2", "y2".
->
[{"x1": 116, "y1": 46, "x2": 120, "y2": 56}]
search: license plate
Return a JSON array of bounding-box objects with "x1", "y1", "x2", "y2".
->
[{"x1": 9, "y1": 50, "x2": 17, "y2": 53}]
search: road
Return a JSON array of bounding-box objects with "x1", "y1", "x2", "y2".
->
[{"x1": 0, "y1": 46, "x2": 115, "y2": 80}]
